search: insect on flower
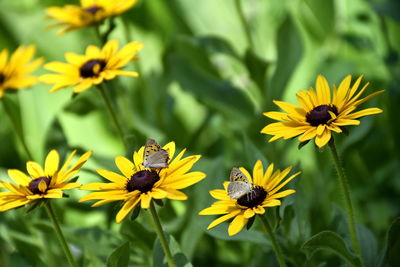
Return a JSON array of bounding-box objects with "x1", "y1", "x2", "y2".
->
[
  {"x1": 227, "y1": 168, "x2": 254, "y2": 200},
  {"x1": 142, "y1": 139, "x2": 169, "y2": 169}
]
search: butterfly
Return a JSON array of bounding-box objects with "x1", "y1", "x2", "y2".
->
[
  {"x1": 227, "y1": 168, "x2": 254, "y2": 199},
  {"x1": 142, "y1": 139, "x2": 169, "y2": 169}
]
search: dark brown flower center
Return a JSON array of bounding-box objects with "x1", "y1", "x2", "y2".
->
[
  {"x1": 0, "y1": 73, "x2": 5, "y2": 84},
  {"x1": 84, "y1": 6, "x2": 103, "y2": 14},
  {"x1": 79, "y1": 59, "x2": 106, "y2": 78},
  {"x1": 306, "y1": 104, "x2": 338, "y2": 126},
  {"x1": 28, "y1": 176, "x2": 51, "y2": 194},
  {"x1": 237, "y1": 186, "x2": 268, "y2": 208},
  {"x1": 126, "y1": 170, "x2": 160, "y2": 193}
]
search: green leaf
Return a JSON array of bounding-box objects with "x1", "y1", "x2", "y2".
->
[
  {"x1": 244, "y1": 49, "x2": 270, "y2": 91},
  {"x1": 153, "y1": 234, "x2": 193, "y2": 267},
  {"x1": 163, "y1": 36, "x2": 256, "y2": 122},
  {"x1": 379, "y1": 217, "x2": 400, "y2": 267},
  {"x1": 246, "y1": 216, "x2": 256, "y2": 230},
  {"x1": 63, "y1": 92, "x2": 99, "y2": 115},
  {"x1": 120, "y1": 220, "x2": 156, "y2": 251},
  {"x1": 298, "y1": 140, "x2": 310, "y2": 150},
  {"x1": 130, "y1": 205, "x2": 141, "y2": 221},
  {"x1": 197, "y1": 216, "x2": 270, "y2": 245},
  {"x1": 154, "y1": 199, "x2": 164, "y2": 207},
  {"x1": 268, "y1": 16, "x2": 303, "y2": 103},
  {"x1": 357, "y1": 224, "x2": 378, "y2": 267},
  {"x1": 302, "y1": 230, "x2": 362, "y2": 266},
  {"x1": 107, "y1": 241, "x2": 130, "y2": 267},
  {"x1": 242, "y1": 133, "x2": 269, "y2": 168}
]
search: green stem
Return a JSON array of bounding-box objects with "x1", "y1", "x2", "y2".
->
[
  {"x1": 328, "y1": 140, "x2": 361, "y2": 256},
  {"x1": 97, "y1": 85, "x2": 128, "y2": 150},
  {"x1": 1, "y1": 98, "x2": 34, "y2": 160},
  {"x1": 94, "y1": 19, "x2": 115, "y2": 45},
  {"x1": 149, "y1": 201, "x2": 175, "y2": 267},
  {"x1": 260, "y1": 215, "x2": 286, "y2": 267},
  {"x1": 44, "y1": 202, "x2": 77, "y2": 267},
  {"x1": 234, "y1": 0, "x2": 255, "y2": 51}
]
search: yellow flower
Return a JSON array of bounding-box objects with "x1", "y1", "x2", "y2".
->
[
  {"x1": 0, "y1": 150, "x2": 92, "y2": 212},
  {"x1": 40, "y1": 40, "x2": 143, "y2": 94},
  {"x1": 261, "y1": 75, "x2": 384, "y2": 148},
  {"x1": 45, "y1": 0, "x2": 138, "y2": 35},
  {"x1": 79, "y1": 141, "x2": 206, "y2": 223},
  {"x1": 0, "y1": 45, "x2": 43, "y2": 98},
  {"x1": 199, "y1": 160, "x2": 299, "y2": 236}
]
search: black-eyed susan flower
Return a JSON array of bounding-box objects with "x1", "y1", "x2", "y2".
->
[
  {"x1": 45, "y1": 0, "x2": 138, "y2": 35},
  {"x1": 40, "y1": 40, "x2": 143, "y2": 94},
  {"x1": 199, "y1": 160, "x2": 299, "y2": 236},
  {"x1": 0, "y1": 45, "x2": 43, "y2": 98},
  {"x1": 0, "y1": 150, "x2": 92, "y2": 212},
  {"x1": 261, "y1": 75, "x2": 384, "y2": 148},
  {"x1": 79, "y1": 140, "x2": 206, "y2": 223}
]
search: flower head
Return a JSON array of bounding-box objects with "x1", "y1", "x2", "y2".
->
[
  {"x1": 0, "y1": 150, "x2": 92, "y2": 212},
  {"x1": 199, "y1": 160, "x2": 299, "y2": 236},
  {"x1": 40, "y1": 40, "x2": 143, "y2": 94},
  {"x1": 45, "y1": 0, "x2": 138, "y2": 35},
  {"x1": 261, "y1": 75, "x2": 384, "y2": 148},
  {"x1": 0, "y1": 45, "x2": 43, "y2": 98},
  {"x1": 79, "y1": 140, "x2": 206, "y2": 223}
]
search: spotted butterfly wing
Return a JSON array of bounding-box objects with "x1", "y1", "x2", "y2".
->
[
  {"x1": 227, "y1": 168, "x2": 253, "y2": 199},
  {"x1": 142, "y1": 139, "x2": 169, "y2": 169}
]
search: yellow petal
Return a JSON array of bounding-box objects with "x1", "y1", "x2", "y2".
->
[
  {"x1": 79, "y1": 191, "x2": 127, "y2": 202},
  {"x1": 26, "y1": 161, "x2": 45, "y2": 177},
  {"x1": 209, "y1": 189, "x2": 230, "y2": 200},
  {"x1": 116, "y1": 195, "x2": 141, "y2": 223},
  {"x1": 167, "y1": 155, "x2": 201, "y2": 178},
  {"x1": 7, "y1": 169, "x2": 30, "y2": 186},
  {"x1": 96, "y1": 169, "x2": 127, "y2": 185},
  {"x1": 163, "y1": 188, "x2": 187, "y2": 200},
  {"x1": 85, "y1": 45, "x2": 101, "y2": 58},
  {"x1": 207, "y1": 209, "x2": 241, "y2": 229},
  {"x1": 316, "y1": 75, "x2": 331, "y2": 104},
  {"x1": 228, "y1": 214, "x2": 248, "y2": 236},
  {"x1": 252, "y1": 160, "x2": 264, "y2": 185},
  {"x1": 73, "y1": 79, "x2": 93, "y2": 93},
  {"x1": 199, "y1": 205, "x2": 233, "y2": 215},
  {"x1": 45, "y1": 150, "x2": 60, "y2": 176},
  {"x1": 243, "y1": 209, "x2": 255, "y2": 219},
  {"x1": 262, "y1": 199, "x2": 281, "y2": 207},
  {"x1": 38, "y1": 180, "x2": 48, "y2": 193},
  {"x1": 115, "y1": 156, "x2": 135, "y2": 178},
  {"x1": 162, "y1": 141, "x2": 176, "y2": 160},
  {"x1": 79, "y1": 182, "x2": 122, "y2": 190},
  {"x1": 333, "y1": 119, "x2": 360, "y2": 126},
  {"x1": 315, "y1": 128, "x2": 331, "y2": 148},
  {"x1": 102, "y1": 40, "x2": 119, "y2": 59},
  {"x1": 254, "y1": 206, "x2": 265, "y2": 214},
  {"x1": 345, "y1": 107, "x2": 383, "y2": 119},
  {"x1": 150, "y1": 188, "x2": 168, "y2": 199},
  {"x1": 161, "y1": 171, "x2": 206, "y2": 189},
  {"x1": 271, "y1": 189, "x2": 296, "y2": 199},
  {"x1": 140, "y1": 193, "x2": 151, "y2": 209}
]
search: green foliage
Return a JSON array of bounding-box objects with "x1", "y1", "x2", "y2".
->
[{"x1": 0, "y1": 0, "x2": 399, "y2": 266}]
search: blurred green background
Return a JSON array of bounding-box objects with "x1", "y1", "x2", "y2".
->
[{"x1": 0, "y1": 0, "x2": 399, "y2": 266}]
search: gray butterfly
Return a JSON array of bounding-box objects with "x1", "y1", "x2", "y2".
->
[
  {"x1": 142, "y1": 139, "x2": 169, "y2": 169},
  {"x1": 227, "y1": 168, "x2": 253, "y2": 199}
]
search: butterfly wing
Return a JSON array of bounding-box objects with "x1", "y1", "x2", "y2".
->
[
  {"x1": 227, "y1": 168, "x2": 252, "y2": 199},
  {"x1": 144, "y1": 149, "x2": 169, "y2": 169},
  {"x1": 142, "y1": 139, "x2": 169, "y2": 169},
  {"x1": 227, "y1": 181, "x2": 253, "y2": 199},
  {"x1": 229, "y1": 168, "x2": 250, "y2": 183}
]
